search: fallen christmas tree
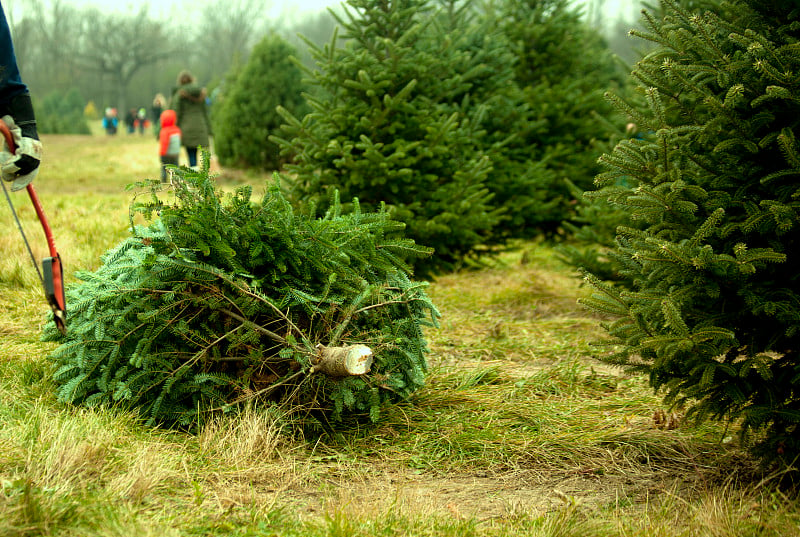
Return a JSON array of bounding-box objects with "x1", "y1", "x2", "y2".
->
[{"x1": 42, "y1": 161, "x2": 438, "y2": 428}]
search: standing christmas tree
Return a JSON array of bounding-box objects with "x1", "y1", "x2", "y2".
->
[
  {"x1": 213, "y1": 34, "x2": 308, "y2": 171},
  {"x1": 493, "y1": 0, "x2": 625, "y2": 235},
  {"x1": 582, "y1": 0, "x2": 800, "y2": 463},
  {"x1": 273, "y1": 0, "x2": 501, "y2": 277}
]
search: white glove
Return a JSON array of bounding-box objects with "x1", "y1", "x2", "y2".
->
[{"x1": 1, "y1": 114, "x2": 42, "y2": 191}]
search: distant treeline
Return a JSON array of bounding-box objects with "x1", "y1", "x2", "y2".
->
[{"x1": 8, "y1": 0, "x2": 643, "y2": 119}]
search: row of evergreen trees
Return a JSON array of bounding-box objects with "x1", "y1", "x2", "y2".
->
[
  {"x1": 213, "y1": 0, "x2": 625, "y2": 276},
  {"x1": 46, "y1": 0, "x2": 800, "y2": 467},
  {"x1": 46, "y1": 0, "x2": 622, "y2": 434}
]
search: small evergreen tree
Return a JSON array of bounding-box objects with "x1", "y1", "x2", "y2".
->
[
  {"x1": 43, "y1": 159, "x2": 438, "y2": 429},
  {"x1": 213, "y1": 35, "x2": 308, "y2": 171},
  {"x1": 37, "y1": 88, "x2": 91, "y2": 135},
  {"x1": 582, "y1": 0, "x2": 800, "y2": 464},
  {"x1": 273, "y1": 0, "x2": 501, "y2": 277}
]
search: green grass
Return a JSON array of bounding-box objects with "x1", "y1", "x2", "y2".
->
[{"x1": 1, "y1": 131, "x2": 799, "y2": 536}]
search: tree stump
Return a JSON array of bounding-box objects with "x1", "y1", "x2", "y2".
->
[{"x1": 311, "y1": 344, "x2": 373, "y2": 376}]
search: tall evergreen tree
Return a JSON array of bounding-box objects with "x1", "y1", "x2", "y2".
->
[
  {"x1": 494, "y1": 0, "x2": 626, "y2": 234},
  {"x1": 422, "y1": 0, "x2": 552, "y2": 238},
  {"x1": 582, "y1": 0, "x2": 800, "y2": 464},
  {"x1": 213, "y1": 35, "x2": 308, "y2": 171},
  {"x1": 273, "y1": 0, "x2": 501, "y2": 277}
]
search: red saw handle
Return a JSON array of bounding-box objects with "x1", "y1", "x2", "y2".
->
[{"x1": 1, "y1": 118, "x2": 67, "y2": 333}]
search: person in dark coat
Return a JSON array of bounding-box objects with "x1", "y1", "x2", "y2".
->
[
  {"x1": 124, "y1": 108, "x2": 136, "y2": 134},
  {"x1": 0, "y1": 1, "x2": 41, "y2": 192},
  {"x1": 170, "y1": 70, "x2": 211, "y2": 168}
]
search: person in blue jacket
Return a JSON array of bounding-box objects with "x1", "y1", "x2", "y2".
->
[{"x1": 0, "y1": 1, "x2": 41, "y2": 192}]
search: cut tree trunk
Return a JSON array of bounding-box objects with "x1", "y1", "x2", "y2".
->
[{"x1": 311, "y1": 344, "x2": 373, "y2": 376}]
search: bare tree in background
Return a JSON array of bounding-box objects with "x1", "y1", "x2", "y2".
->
[
  {"x1": 14, "y1": 0, "x2": 84, "y2": 93},
  {"x1": 6, "y1": 16, "x2": 35, "y2": 72},
  {"x1": 74, "y1": 7, "x2": 171, "y2": 115},
  {"x1": 280, "y1": 8, "x2": 340, "y2": 70},
  {"x1": 6, "y1": 0, "x2": 364, "y2": 113},
  {"x1": 192, "y1": 0, "x2": 268, "y2": 84}
]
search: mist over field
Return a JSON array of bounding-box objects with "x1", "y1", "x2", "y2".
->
[{"x1": 7, "y1": 0, "x2": 643, "y2": 117}]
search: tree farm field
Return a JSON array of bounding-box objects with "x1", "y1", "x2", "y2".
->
[{"x1": 1, "y1": 129, "x2": 798, "y2": 536}]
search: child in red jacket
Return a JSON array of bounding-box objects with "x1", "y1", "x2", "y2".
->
[{"x1": 158, "y1": 109, "x2": 181, "y2": 183}]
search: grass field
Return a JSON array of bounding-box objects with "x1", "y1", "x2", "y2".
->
[{"x1": 1, "y1": 125, "x2": 798, "y2": 536}]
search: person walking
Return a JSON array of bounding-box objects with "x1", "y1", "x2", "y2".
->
[
  {"x1": 0, "y1": 1, "x2": 41, "y2": 192},
  {"x1": 124, "y1": 108, "x2": 136, "y2": 134},
  {"x1": 171, "y1": 70, "x2": 211, "y2": 168},
  {"x1": 136, "y1": 107, "x2": 147, "y2": 135},
  {"x1": 158, "y1": 109, "x2": 181, "y2": 183},
  {"x1": 102, "y1": 108, "x2": 119, "y2": 135},
  {"x1": 151, "y1": 93, "x2": 166, "y2": 139}
]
